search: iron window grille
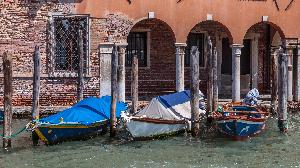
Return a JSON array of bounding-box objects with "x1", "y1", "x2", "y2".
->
[
  {"x1": 48, "y1": 14, "x2": 90, "y2": 76},
  {"x1": 126, "y1": 32, "x2": 148, "y2": 67}
]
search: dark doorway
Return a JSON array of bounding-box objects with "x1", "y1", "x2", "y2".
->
[
  {"x1": 241, "y1": 39, "x2": 251, "y2": 75},
  {"x1": 185, "y1": 33, "x2": 205, "y2": 67},
  {"x1": 221, "y1": 38, "x2": 232, "y2": 75}
]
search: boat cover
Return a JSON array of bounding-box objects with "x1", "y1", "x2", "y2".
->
[
  {"x1": 136, "y1": 90, "x2": 205, "y2": 120},
  {"x1": 39, "y1": 96, "x2": 127, "y2": 125},
  {"x1": 243, "y1": 88, "x2": 259, "y2": 106}
]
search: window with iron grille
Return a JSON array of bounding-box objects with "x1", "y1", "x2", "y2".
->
[
  {"x1": 185, "y1": 33, "x2": 205, "y2": 67},
  {"x1": 52, "y1": 15, "x2": 89, "y2": 73},
  {"x1": 126, "y1": 32, "x2": 148, "y2": 67}
]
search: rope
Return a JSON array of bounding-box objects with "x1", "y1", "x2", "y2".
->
[
  {"x1": 0, "y1": 126, "x2": 27, "y2": 139},
  {"x1": 0, "y1": 120, "x2": 38, "y2": 139}
]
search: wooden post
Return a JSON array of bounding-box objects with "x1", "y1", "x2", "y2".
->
[
  {"x1": 175, "y1": 43, "x2": 186, "y2": 92},
  {"x1": 287, "y1": 48, "x2": 293, "y2": 102},
  {"x1": 131, "y1": 55, "x2": 138, "y2": 114},
  {"x1": 117, "y1": 44, "x2": 127, "y2": 102},
  {"x1": 231, "y1": 44, "x2": 243, "y2": 102},
  {"x1": 77, "y1": 29, "x2": 84, "y2": 102},
  {"x1": 277, "y1": 44, "x2": 288, "y2": 132},
  {"x1": 32, "y1": 46, "x2": 41, "y2": 145},
  {"x1": 3, "y1": 52, "x2": 13, "y2": 149},
  {"x1": 190, "y1": 46, "x2": 200, "y2": 137},
  {"x1": 212, "y1": 47, "x2": 218, "y2": 111},
  {"x1": 271, "y1": 47, "x2": 278, "y2": 114},
  {"x1": 206, "y1": 36, "x2": 213, "y2": 116},
  {"x1": 32, "y1": 46, "x2": 41, "y2": 120},
  {"x1": 110, "y1": 44, "x2": 118, "y2": 137},
  {"x1": 295, "y1": 47, "x2": 300, "y2": 101}
]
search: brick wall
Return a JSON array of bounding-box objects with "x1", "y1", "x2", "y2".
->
[
  {"x1": 0, "y1": 1, "x2": 105, "y2": 107},
  {"x1": 125, "y1": 19, "x2": 176, "y2": 99}
]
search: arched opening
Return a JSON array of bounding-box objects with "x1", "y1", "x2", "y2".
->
[
  {"x1": 125, "y1": 18, "x2": 176, "y2": 99},
  {"x1": 185, "y1": 20, "x2": 233, "y2": 96},
  {"x1": 243, "y1": 22, "x2": 285, "y2": 94}
]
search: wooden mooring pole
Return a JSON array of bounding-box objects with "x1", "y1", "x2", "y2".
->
[
  {"x1": 212, "y1": 47, "x2": 218, "y2": 112},
  {"x1": 32, "y1": 46, "x2": 41, "y2": 145},
  {"x1": 32, "y1": 46, "x2": 41, "y2": 120},
  {"x1": 206, "y1": 36, "x2": 213, "y2": 117},
  {"x1": 277, "y1": 44, "x2": 288, "y2": 132},
  {"x1": 3, "y1": 52, "x2": 13, "y2": 149},
  {"x1": 77, "y1": 29, "x2": 84, "y2": 102},
  {"x1": 190, "y1": 46, "x2": 200, "y2": 137},
  {"x1": 131, "y1": 55, "x2": 138, "y2": 114},
  {"x1": 110, "y1": 44, "x2": 118, "y2": 137},
  {"x1": 271, "y1": 48, "x2": 278, "y2": 114}
]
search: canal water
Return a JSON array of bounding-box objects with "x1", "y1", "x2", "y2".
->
[{"x1": 0, "y1": 114, "x2": 299, "y2": 168}]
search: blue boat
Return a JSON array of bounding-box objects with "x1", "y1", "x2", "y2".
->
[
  {"x1": 214, "y1": 102, "x2": 269, "y2": 140},
  {"x1": 33, "y1": 96, "x2": 127, "y2": 145},
  {"x1": 0, "y1": 110, "x2": 3, "y2": 125}
]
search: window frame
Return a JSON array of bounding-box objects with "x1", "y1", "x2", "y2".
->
[
  {"x1": 125, "y1": 29, "x2": 151, "y2": 69},
  {"x1": 48, "y1": 13, "x2": 91, "y2": 77}
]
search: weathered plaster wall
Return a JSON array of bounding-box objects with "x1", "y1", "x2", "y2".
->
[{"x1": 75, "y1": 0, "x2": 300, "y2": 43}]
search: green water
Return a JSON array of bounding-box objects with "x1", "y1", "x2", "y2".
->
[{"x1": 0, "y1": 114, "x2": 299, "y2": 168}]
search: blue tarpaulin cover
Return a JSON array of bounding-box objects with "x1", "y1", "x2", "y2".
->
[
  {"x1": 39, "y1": 96, "x2": 127, "y2": 125},
  {"x1": 158, "y1": 90, "x2": 205, "y2": 110}
]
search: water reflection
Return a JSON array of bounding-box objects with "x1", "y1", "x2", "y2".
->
[{"x1": 0, "y1": 114, "x2": 299, "y2": 167}]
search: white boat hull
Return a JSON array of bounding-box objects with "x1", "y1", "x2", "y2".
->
[{"x1": 125, "y1": 119, "x2": 187, "y2": 139}]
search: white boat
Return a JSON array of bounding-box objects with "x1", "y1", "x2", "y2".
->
[{"x1": 123, "y1": 90, "x2": 205, "y2": 140}]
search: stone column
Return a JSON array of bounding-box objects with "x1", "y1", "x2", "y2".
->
[
  {"x1": 287, "y1": 47, "x2": 293, "y2": 102},
  {"x1": 295, "y1": 47, "x2": 300, "y2": 102},
  {"x1": 231, "y1": 44, "x2": 244, "y2": 102},
  {"x1": 99, "y1": 43, "x2": 114, "y2": 97},
  {"x1": 175, "y1": 43, "x2": 187, "y2": 92},
  {"x1": 117, "y1": 43, "x2": 128, "y2": 102}
]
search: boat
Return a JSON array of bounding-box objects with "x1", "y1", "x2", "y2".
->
[
  {"x1": 123, "y1": 90, "x2": 206, "y2": 140},
  {"x1": 213, "y1": 101, "x2": 269, "y2": 140},
  {"x1": 29, "y1": 96, "x2": 127, "y2": 145},
  {"x1": 0, "y1": 110, "x2": 3, "y2": 125}
]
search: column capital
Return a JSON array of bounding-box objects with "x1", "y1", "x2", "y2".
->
[
  {"x1": 116, "y1": 43, "x2": 128, "y2": 48},
  {"x1": 230, "y1": 44, "x2": 244, "y2": 48},
  {"x1": 231, "y1": 44, "x2": 244, "y2": 56},
  {"x1": 175, "y1": 43, "x2": 187, "y2": 47}
]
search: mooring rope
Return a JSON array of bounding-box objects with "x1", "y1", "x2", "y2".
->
[
  {"x1": 0, "y1": 120, "x2": 39, "y2": 139},
  {"x1": 0, "y1": 126, "x2": 27, "y2": 139}
]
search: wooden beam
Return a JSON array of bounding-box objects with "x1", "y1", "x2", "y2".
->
[
  {"x1": 190, "y1": 46, "x2": 200, "y2": 137},
  {"x1": 277, "y1": 44, "x2": 288, "y2": 132},
  {"x1": 212, "y1": 47, "x2": 218, "y2": 112},
  {"x1": 77, "y1": 29, "x2": 84, "y2": 102},
  {"x1": 131, "y1": 55, "x2": 138, "y2": 114},
  {"x1": 110, "y1": 44, "x2": 118, "y2": 137},
  {"x1": 206, "y1": 36, "x2": 213, "y2": 116},
  {"x1": 32, "y1": 46, "x2": 41, "y2": 146},
  {"x1": 3, "y1": 52, "x2": 13, "y2": 149}
]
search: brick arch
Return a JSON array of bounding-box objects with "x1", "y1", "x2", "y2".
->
[
  {"x1": 127, "y1": 18, "x2": 176, "y2": 42},
  {"x1": 243, "y1": 21, "x2": 286, "y2": 41},
  {"x1": 125, "y1": 18, "x2": 177, "y2": 99},
  {"x1": 244, "y1": 21, "x2": 285, "y2": 39},
  {"x1": 185, "y1": 20, "x2": 234, "y2": 44}
]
